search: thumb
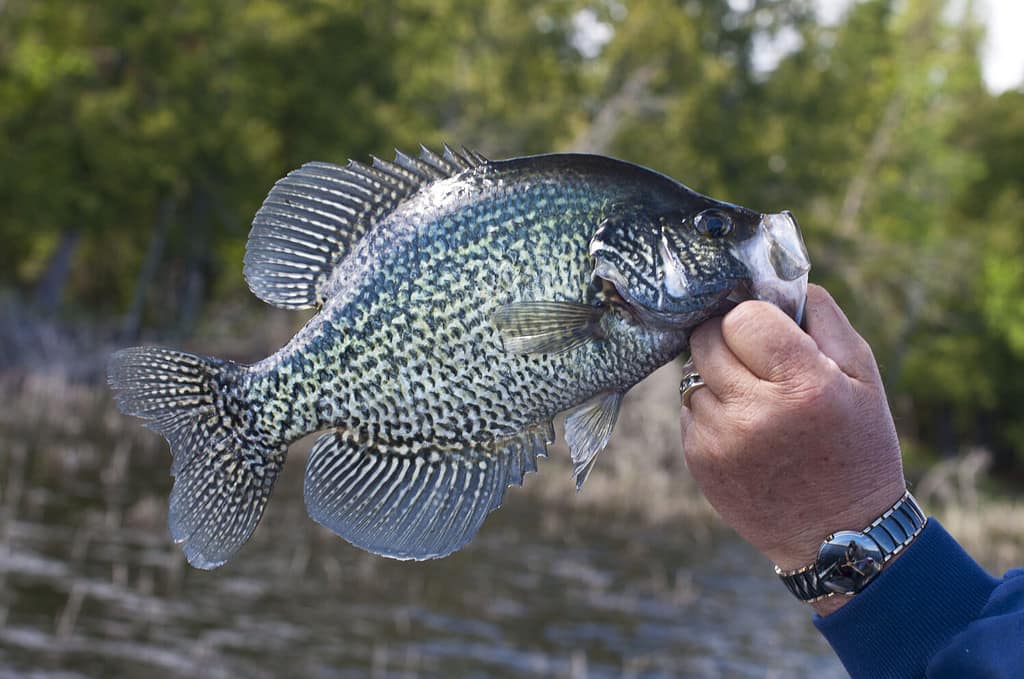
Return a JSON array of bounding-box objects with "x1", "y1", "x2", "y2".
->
[{"x1": 802, "y1": 284, "x2": 879, "y2": 382}]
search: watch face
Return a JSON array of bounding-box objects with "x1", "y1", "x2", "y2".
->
[{"x1": 817, "y1": 531, "x2": 884, "y2": 596}]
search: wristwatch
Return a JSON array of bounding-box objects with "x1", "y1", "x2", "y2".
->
[{"x1": 775, "y1": 491, "x2": 927, "y2": 603}]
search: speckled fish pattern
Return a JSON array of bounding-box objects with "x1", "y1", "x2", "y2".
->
[{"x1": 108, "y1": 146, "x2": 809, "y2": 569}]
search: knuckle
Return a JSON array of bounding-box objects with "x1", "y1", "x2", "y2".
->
[
  {"x1": 729, "y1": 405, "x2": 767, "y2": 440},
  {"x1": 765, "y1": 333, "x2": 819, "y2": 384},
  {"x1": 776, "y1": 361, "x2": 845, "y2": 410},
  {"x1": 717, "y1": 373, "x2": 757, "y2": 404},
  {"x1": 853, "y1": 336, "x2": 879, "y2": 374},
  {"x1": 682, "y1": 420, "x2": 718, "y2": 466},
  {"x1": 722, "y1": 301, "x2": 770, "y2": 340},
  {"x1": 794, "y1": 366, "x2": 843, "y2": 409},
  {"x1": 799, "y1": 379, "x2": 834, "y2": 410}
]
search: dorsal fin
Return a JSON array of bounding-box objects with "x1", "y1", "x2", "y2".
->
[{"x1": 243, "y1": 144, "x2": 488, "y2": 309}]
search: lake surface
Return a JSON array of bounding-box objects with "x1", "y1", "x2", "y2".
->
[{"x1": 0, "y1": 379, "x2": 846, "y2": 679}]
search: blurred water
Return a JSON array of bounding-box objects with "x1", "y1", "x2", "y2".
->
[{"x1": 0, "y1": 432, "x2": 845, "y2": 679}]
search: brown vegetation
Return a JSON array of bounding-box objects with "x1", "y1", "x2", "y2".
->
[{"x1": 2, "y1": 358, "x2": 1019, "y2": 575}]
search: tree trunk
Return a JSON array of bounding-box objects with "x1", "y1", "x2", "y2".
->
[
  {"x1": 32, "y1": 229, "x2": 81, "y2": 315},
  {"x1": 566, "y1": 64, "x2": 659, "y2": 155},
  {"x1": 120, "y1": 196, "x2": 175, "y2": 342},
  {"x1": 173, "y1": 188, "x2": 211, "y2": 339}
]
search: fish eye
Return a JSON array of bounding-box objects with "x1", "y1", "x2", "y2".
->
[{"x1": 694, "y1": 209, "x2": 732, "y2": 238}]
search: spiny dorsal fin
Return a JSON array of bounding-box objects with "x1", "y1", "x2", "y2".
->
[
  {"x1": 564, "y1": 390, "x2": 624, "y2": 491},
  {"x1": 303, "y1": 423, "x2": 551, "y2": 560},
  {"x1": 244, "y1": 144, "x2": 488, "y2": 309}
]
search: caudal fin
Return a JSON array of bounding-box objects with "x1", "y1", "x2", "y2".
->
[{"x1": 107, "y1": 347, "x2": 286, "y2": 569}]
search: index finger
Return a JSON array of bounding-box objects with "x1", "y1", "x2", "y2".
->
[
  {"x1": 720, "y1": 299, "x2": 826, "y2": 384},
  {"x1": 689, "y1": 317, "x2": 760, "y2": 402}
]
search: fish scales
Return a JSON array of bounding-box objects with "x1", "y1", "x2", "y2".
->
[
  {"x1": 250, "y1": 162, "x2": 673, "y2": 445},
  {"x1": 109, "y1": 146, "x2": 811, "y2": 568}
]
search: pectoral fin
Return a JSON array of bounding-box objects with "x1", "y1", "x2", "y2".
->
[
  {"x1": 491, "y1": 301, "x2": 605, "y2": 355},
  {"x1": 564, "y1": 390, "x2": 624, "y2": 491}
]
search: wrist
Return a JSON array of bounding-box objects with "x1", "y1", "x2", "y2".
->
[
  {"x1": 808, "y1": 540, "x2": 912, "y2": 615},
  {"x1": 808, "y1": 541, "x2": 911, "y2": 616},
  {"x1": 812, "y1": 520, "x2": 1002, "y2": 679},
  {"x1": 764, "y1": 480, "x2": 909, "y2": 571},
  {"x1": 773, "y1": 489, "x2": 926, "y2": 611},
  {"x1": 811, "y1": 594, "x2": 851, "y2": 616}
]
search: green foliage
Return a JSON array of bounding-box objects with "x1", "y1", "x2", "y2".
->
[{"x1": 1, "y1": 0, "x2": 1022, "y2": 471}]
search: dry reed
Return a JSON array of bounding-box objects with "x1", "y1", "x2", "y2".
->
[{"x1": 2, "y1": 353, "x2": 1020, "y2": 573}]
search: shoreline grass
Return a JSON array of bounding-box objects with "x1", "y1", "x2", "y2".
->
[{"x1": 2, "y1": 360, "x2": 1020, "y2": 574}]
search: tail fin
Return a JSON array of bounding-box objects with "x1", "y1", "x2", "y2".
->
[{"x1": 107, "y1": 347, "x2": 286, "y2": 569}]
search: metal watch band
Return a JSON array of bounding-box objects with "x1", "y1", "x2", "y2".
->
[
  {"x1": 775, "y1": 491, "x2": 927, "y2": 603},
  {"x1": 777, "y1": 561, "x2": 825, "y2": 601},
  {"x1": 862, "y1": 491, "x2": 927, "y2": 561}
]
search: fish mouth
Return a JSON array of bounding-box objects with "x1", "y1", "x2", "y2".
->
[{"x1": 731, "y1": 210, "x2": 810, "y2": 325}]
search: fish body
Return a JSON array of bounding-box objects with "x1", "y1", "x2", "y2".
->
[{"x1": 109, "y1": 147, "x2": 810, "y2": 568}]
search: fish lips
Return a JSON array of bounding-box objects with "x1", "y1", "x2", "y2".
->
[{"x1": 729, "y1": 210, "x2": 811, "y2": 325}]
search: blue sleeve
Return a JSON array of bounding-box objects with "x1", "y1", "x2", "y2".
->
[{"x1": 812, "y1": 519, "x2": 1024, "y2": 678}]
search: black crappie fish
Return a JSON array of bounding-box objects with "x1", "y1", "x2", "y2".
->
[{"x1": 108, "y1": 145, "x2": 810, "y2": 569}]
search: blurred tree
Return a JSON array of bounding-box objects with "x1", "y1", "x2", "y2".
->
[
  {"x1": 0, "y1": 0, "x2": 395, "y2": 335},
  {"x1": 380, "y1": 0, "x2": 585, "y2": 154},
  {"x1": 903, "y1": 88, "x2": 1024, "y2": 471},
  {"x1": 0, "y1": 3, "x2": 102, "y2": 312},
  {"x1": 0, "y1": 0, "x2": 1021, "y2": 472},
  {"x1": 591, "y1": 0, "x2": 816, "y2": 194}
]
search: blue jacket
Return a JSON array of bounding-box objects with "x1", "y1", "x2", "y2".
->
[{"x1": 814, "y1": 519, "x2": 1024, "y2": 678}]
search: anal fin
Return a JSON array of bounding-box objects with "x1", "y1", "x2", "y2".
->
[
  {"x1": 564, "y1": 390, "x2": 624, "y2": 491},
  {"x1": 303, "y1": 424, "x2": 550, "y2": 560},
  {"x1": 491, "y1": 301, "x2": 605, "y2": 354}
]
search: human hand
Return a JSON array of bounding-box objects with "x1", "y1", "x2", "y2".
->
[{"x1": 680, "y1": 284, "x2": 908, "y2": 615}]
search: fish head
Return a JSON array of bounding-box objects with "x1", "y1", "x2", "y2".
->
[{"x1": 589, "y1": 201, "x2": 810, "y2": 330}]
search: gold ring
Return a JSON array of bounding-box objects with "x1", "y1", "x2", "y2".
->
[{"x1": 680, "y1": 371, "x2": 706, "y2": 408}]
